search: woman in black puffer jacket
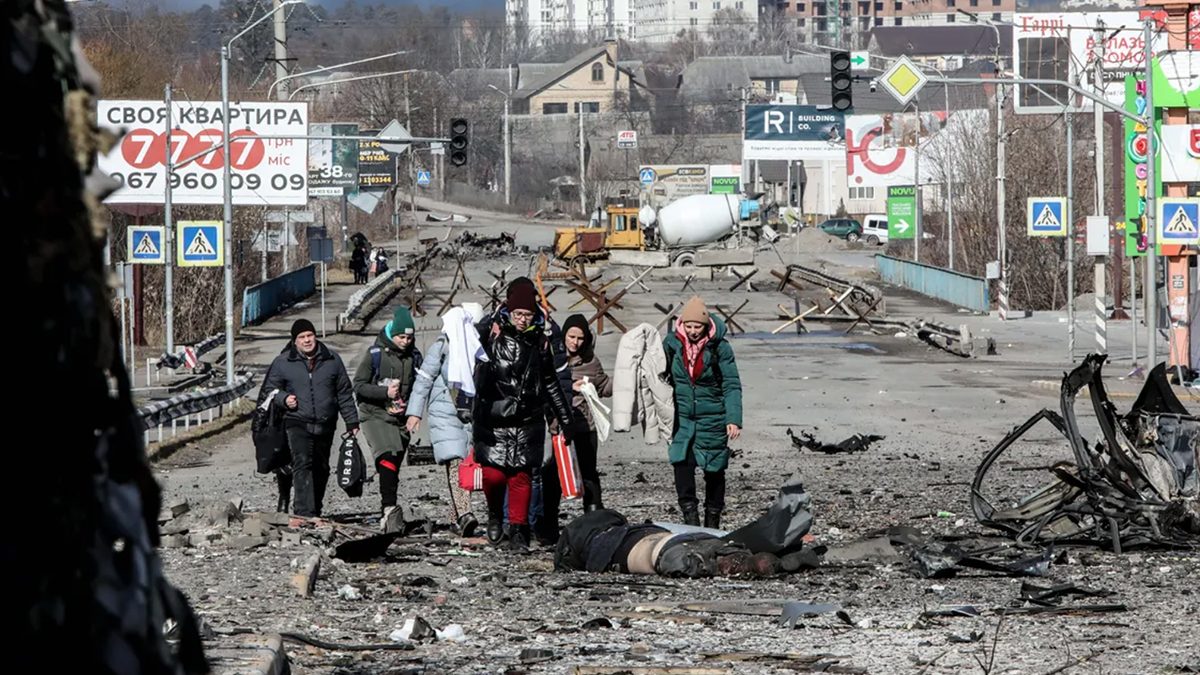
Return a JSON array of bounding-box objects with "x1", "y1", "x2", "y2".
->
[{"x1": 474, "y1": 280, "x2": 574, "y2": 550}]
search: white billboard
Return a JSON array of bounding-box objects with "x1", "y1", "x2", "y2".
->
[
  {"x1": 98, "y1": 100, "x2": 308, "y2": 205},
  {"x1": 845, "y1": 114, "x2": 915, "y2": 189},
  {"x1": 1012, "y1": 11, "x2": 1168, "y2": 113}
]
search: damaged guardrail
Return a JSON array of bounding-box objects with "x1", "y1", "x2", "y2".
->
[
  {"x1": 972, "y1": 354, "x2": 1200, "y2": 552},
  {"x1": 136, "y1": 372, "x2": 256, "y2": 436},
  {"x1": 156, "y1": 333, "x2": 225, "y2": 370}
]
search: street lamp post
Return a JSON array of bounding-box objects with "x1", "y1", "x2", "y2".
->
[
  {"x1": 487, "y1": 84, "x2": 512, "y2": 206},
  {"x1": 220, "y1": 0, "x2": 301, "y2": 385}
]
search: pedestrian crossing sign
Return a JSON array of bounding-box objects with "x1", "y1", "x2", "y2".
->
[
  {"x1": 128, "y1": 225, "x2": 165, "y2": 265},
  {"x1": 177, "y1": 220, "x2": 223, "y2": 267},
  {"x1": 416, "y1": 170, "x2": 431, "y2": 187},
  {"x1": 1158, "y1": 199, "x2": 1200, "y2": 246},
  {"x1": 1026, "y1": 197, "x2": 1067, "y2": 237}
]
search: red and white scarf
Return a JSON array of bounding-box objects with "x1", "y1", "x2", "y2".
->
[{"x1": 675, "y1": 318, "x2": 712, "y2": 382}]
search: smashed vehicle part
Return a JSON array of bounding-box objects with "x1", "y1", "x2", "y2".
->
[
  {"x1": 973, "y1": 355, "x2": 1200, "y2": 551},
  {"x1": 912, "y1": 319, "x2": 974, "y2": 358},
  {"x1": 787, "y1": 428, "x2": 884, "y2": 454}
]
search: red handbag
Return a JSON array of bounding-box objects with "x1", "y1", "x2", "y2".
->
[
  {"x1": 553, "y1": 434, "x2": 583, "y2": 500},
  {"x1": 457, "y1": 448, "x2": 483, "y2": 491}
]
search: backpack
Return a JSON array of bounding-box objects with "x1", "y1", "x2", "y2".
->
[
  {"x1": 370, "y1": 345, "x2": 422, "y2": 381},
  {"x1": 337, "y1": 433, "x2": 366, "y2": 497}
]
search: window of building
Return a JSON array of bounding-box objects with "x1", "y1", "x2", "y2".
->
[
  {"x1": 817, "y1": 17, "x2": 828, "y2": 31},
  {"x1": 542, "y1": 102, "x2": 568, "y2": 114},
  {"x1": 992, "y1": 0, "x2": 1000, "y2": 4},
  {"x1": 713, "y1": 1, "x2": 720, "y2": 8},
  {"x1": 859, "y1": 16, "x2": 870, "y2": 29},
  {"x1": 969, "y1": 0, "x2": 978, "y2": 6},
  {"x1": 842, "y1": 16, "x2": 850, "y2": 25},
  {"x1": 849, "y1": 186, "x2": 875, "y2": 199},
  {"x1": 858, "y1": 1, "x2": 870, "y2": 14},
  {"x1": 574, "y1": 101, "x2": 600, "y2": 113},
  {"x1": 761, "y1": 78, "x2": 781, "y2": 93},
  {"x1": 815, "y1": 3, "x2": 826, "y2": 14},
  {"x1": 946, "y1": 13, "x2": 955, "y2": 21},
  {"x1": 895, "y1": 16, "x2": 902, "y2": 24},
  {"x1": 797, "y1": 17, "x2": 806, "y2": 26},
  {"x1": 875, "y1": 1, "x2": 883, "y2": 9},
  {"x1": 690, "y1": 17, "x2": 698, "y2": 25},
  {"x1": 992, "y1": 11, "x2": 1001, "y2": 20},
  {"x1": 689, "y1": 1, "x2": 697, "y2": 9},
  {"x1": 735, "y1": 0, "x2": 743, "y2": 8},
  {"x1": 946, "y1": 0, "x2": 955, "y2": 5},
  {"x1": 591, "y1": 63, "x2": 603, "y2": 82},
  {"x1": 893, "y1": 1, "x2": 902, "y2": 10},
  {"x1": 841, "y1": 2, "x2": 850, "y2": 11},
  {"x1": 874, "y1": 16, "x2": 883, "y2": 25},
  {"x1": 796, "y1": 2, "x2": 805, "y2": 11}
]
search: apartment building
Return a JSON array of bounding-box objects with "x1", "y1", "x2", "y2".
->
[
  {"x1": 633, "y1": 0, "x2": 759, "y2": 44},
  {"x1": 506, "y1": 0, "x2": 635, "y2": 39},
  {"x1": 762, "y1": 0, "x2": 1016, "y2": 47}
]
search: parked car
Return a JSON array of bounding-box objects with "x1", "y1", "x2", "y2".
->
[
  {"x1": 862, "y1": 214, "x2": 888, "y2": 245},
  {"x1": 817, "y1": 218, "x2": 863, "y2": 242}
]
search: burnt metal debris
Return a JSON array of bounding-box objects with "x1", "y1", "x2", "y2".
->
[
  {"x1": 787, "y1": 428, "x2": 885, "y2": 454},
  {"x1": 973, "y1": 354, "x2": 1200, "y2": 552}
]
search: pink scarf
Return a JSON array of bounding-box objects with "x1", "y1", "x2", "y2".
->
[{"x1": 675, "y1": 318, "x2": 712, "y2": 382}]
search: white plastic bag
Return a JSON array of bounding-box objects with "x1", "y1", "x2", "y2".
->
[{"x1": 579, "y1": 378, "x2": 612, "y2": 442}]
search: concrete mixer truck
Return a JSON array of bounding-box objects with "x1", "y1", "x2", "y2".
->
[{"x1": 552, "y1": 193, "x2": 758, "y2": 268}]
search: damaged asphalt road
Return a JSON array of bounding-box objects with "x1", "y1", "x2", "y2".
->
[{"x1": 152, "y1": 257, "x2": 1200, "y2": 674}]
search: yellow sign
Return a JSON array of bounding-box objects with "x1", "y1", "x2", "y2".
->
[{"x1": 879, "y1": 56, "x2": 928, "y2": 107}]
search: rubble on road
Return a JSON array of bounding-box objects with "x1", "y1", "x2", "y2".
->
[{"x1": 973, "y1": 354, "x2": 1200, "y2": 551}]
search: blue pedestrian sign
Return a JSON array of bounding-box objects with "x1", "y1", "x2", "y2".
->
[
  {"x1": 177, "y1": 220, "x2": 223, "y2": 267},
  {"x1": 128, "y1": 225, "x2": 165, "y2": 265},
  {"x1": 416, "y1": 170, "x2": 432, "y2": 187},
  {"x1": 1026, "y1": 197, "x2": 1067, "y2": 237},
  {"x1": 1158, "y1": 199, "x2": 1200, "y2": 246},
  {"x1": 639, "y1": 167, "x2": 656, "y2": 186}
]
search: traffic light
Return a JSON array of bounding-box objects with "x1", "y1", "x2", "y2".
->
[
  {"x1": 449, "y1": 118, "x2": 469, "y2": 167},
  {"x1": 830, "y1": 51, "x2": 853, "y2": 113}
]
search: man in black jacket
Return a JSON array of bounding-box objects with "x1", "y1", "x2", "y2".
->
[{"x1": 264, "y1": 319, "x2": 360, "y2": 517}]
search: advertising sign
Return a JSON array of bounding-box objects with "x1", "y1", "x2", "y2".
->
[
  {"x1": 640, "y1": 165, "x2": 709, "y2": 204},
  {"x1": 886, "y1": 186, "x2": 916, "y2": 240},
  {"x1": 309, "y1": 123, "x2": 360, "y2": 197},
  {"x1": 845, "y1": 114, "x2": 915, "y2": 188},
  {"x1": 97, "y1": 100, "x2": 308, "y2": 205},
  {"x1": 1012, "y1": 11, "x2": 1167, "y2": 113},
  {"x1": 743, "y1": 105, "x2": 844, "y2": 160},
  {"x1": 358, "y1": 130, "x2": 398, "y2": 190}
]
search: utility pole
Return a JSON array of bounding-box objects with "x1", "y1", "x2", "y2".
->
[
  {"x1": 405, "y1": 75, "x2": 414, "y2": 226},
  {"x1": 220, "y1": 43, "x2": 235, "y2": 385},
  {"x1": 270, "y1": 0, "x2": 289, "y2": 284},
  {"x1": 996, "y1": 68, "x2": 1009, "y2": 321},
  {"x1": 272, "y1": 0, "x2": 289, "y2": 99},
  {"x1": 1144, "y1": 18, "x2": 1158, "y2": 368},
  {"x1": 502, "y1": 96, "x2": 511, "y2": 205},
  {"x1": 163, "y1": 83, "x2": 175, "y2": 355},
  {"x1": 1066, "y1": 107, "x2": 1075, "y2": 361},
  {"x1": 914, "y1": 98, "x2": 921, "y2": 264},
  {"x1": 579, "y1": 109, "x2": 586, "y2": 216},
  {"x1": 1093, "y1": 22, "x2": 1107, "y2": 354},
  {"x1": 739, "y1": 87, "x2": 748, "y2": 206}
]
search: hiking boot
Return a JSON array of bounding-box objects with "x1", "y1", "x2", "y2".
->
[
  {"x1": 704, "y1": 508, "x2": 722, "y2": 530},
  {"x1": 456, "y1": 512, "x2": 479, "y2": 538},
  {"x1": 509, "y1": 525, "x2": 530, "y2": 552},
  {"x1": 679, "y1": 501, "x2": 700, "y2": 526},
  {"x1": 381, "y1": 505, "x2": 405, "y2": 534}
]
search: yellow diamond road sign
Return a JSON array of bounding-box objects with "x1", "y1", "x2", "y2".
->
[{"x1": 879, "y1": 56, "x2": 928, "y2": 107}]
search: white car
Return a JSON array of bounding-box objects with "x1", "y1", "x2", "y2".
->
[{"x1": 862, "y1": 214, "x2": 888, "y2": 245}]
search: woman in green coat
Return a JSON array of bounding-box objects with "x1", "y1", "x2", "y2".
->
[
  {"x1": 353, "y1": 307, "x2": 420, "y2": 532},
  {"x1": 662, "y1": 296, "x2": 743, "y2": 530}
]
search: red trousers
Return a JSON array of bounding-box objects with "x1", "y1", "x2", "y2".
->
[{"x1": 481, "y1": 466, "x2": 532, "y2": 526}]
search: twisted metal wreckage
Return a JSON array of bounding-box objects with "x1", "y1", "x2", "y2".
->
[{"x1": 973, "y1": 354, "x2": 1200, "y2": 552}]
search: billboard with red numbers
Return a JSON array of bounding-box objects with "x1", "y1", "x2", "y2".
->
[{"x1": 98, "y1": 100, "x2": 308, "y2": 206}]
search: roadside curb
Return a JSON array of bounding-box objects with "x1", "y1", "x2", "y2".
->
[
  {"x1": 1029, "y1": 379, "x2": 1195, "y2": 401},
  {"x1": 208, "y1": 633, "x2": 288, "y2": 675}
]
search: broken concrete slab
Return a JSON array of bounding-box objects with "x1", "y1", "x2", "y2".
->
[
  {"x1": 292, "y1": 554, "x2": 321, "y2": 597},
  {"x1": 822, "y1": 537, "x2": 905, "y2": 565},
  {"x1": 230, "y1": 535, "x2": 268, "y2": 551}
]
